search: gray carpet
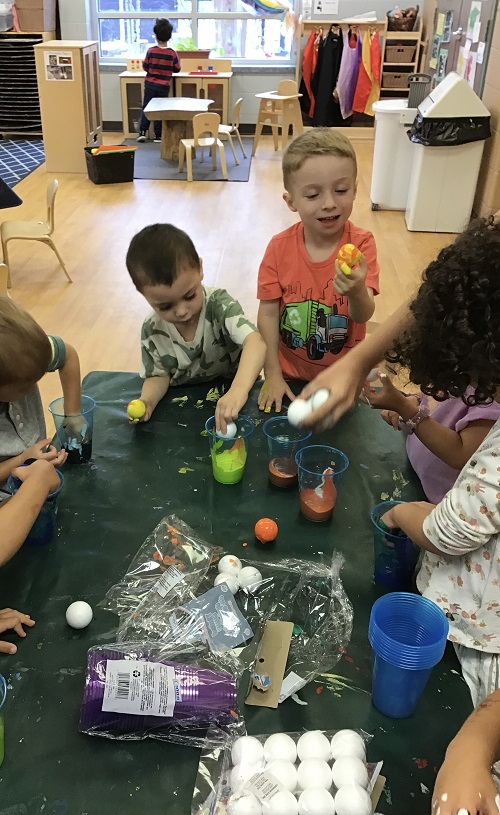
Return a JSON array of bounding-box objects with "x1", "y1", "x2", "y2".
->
[{"x1": 124, "y1": 138, "x2": 252, "y2": 181}]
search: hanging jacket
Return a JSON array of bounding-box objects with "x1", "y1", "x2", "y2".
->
[
  {"x1": 311, "y1": 25, "x2": 344, "y2": 127},
  {"x1": 299, "y1": 28, "x2": 321, "y2": 118},
  {"x1": 352, "y1": 29, "x2": 381, "y2": 116},
  {"x1": 336, "y1": 27, "x2": 361, "y2": 120}
]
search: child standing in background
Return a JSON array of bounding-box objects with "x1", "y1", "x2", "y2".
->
[{"x1": 137, "y1": 18, "x2": 180, "y2": 143}]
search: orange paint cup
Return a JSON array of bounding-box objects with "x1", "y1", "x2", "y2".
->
[{"x1": 295, "y1": 445, "x2": 349, "y2": 522}]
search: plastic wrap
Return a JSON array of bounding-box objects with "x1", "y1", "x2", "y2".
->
[
  {"x1": 79, "y1": 619, "x2": 243, "y2": 747},
  {"x1": 98, "y1": 515, "x2": 222, "y2": 618},
  {"x1": 118, "y1": 554, "x2": 353, "y2": 702},
  {"x1": 191, "y1": 728, "x2": 380, "y2": 815}
]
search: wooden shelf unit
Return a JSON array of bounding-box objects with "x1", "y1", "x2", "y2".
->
[
  {"x1": 0, "y1": 30, "x2": 55, "y2": 136},
  {"x1": 380, "y1": 18, "x2": 423, "y2": 97}
]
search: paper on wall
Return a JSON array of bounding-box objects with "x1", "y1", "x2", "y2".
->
[
  {"x1": 466, "y1": 1, "x2": 481, "y2": 42},
  {"x1": 436, "y1": 12, "x2": 445, "y2": 35},
  {"x1": 477, "y1": 41, "x2": 485, "y2": 63}
]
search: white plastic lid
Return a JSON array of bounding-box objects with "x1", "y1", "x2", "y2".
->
[{"x1": 372, "y1": 99, "x2": 409, "y2": 112}]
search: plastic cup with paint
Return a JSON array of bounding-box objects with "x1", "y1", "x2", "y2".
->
[
  {"x1": 295, "y1": 445, "x2": 349, "y2": 522},
  {"x1": 205, "y1": 415, "x2": 254, "y2": 485},
  {"x1": 262, "y1": 417, "x2": 311, "y2": 488},
  {"x1": 49, "y1": 395, "x2": 96, "y2": 464},
  {"x1": 370, "y1": 501, "x2": 419, "y2": 589},
  {"x1": 6, "y1": 468, "x2": 64, "y2": 546},
  {"x1": 0, "y1": 674, "x2": 6, "y2": 766}
]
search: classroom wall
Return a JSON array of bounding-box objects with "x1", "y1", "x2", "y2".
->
[{"x1": 474, "y1": 13, "x2": 500, "y2": 216}]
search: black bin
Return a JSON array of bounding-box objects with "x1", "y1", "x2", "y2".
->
[{"x1": 85, "y1": 147, "x2": 135, "y2": 184}]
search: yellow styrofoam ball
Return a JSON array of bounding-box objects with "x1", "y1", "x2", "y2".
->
[{"x1": 127, "y1": 399, "x2": 146, "y2": 421}]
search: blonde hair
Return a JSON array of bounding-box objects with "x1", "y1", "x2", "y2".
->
[
  {"x1": 283, "y1": 128, "x2": 357, "y2": 190},
  {"x1": 0, "y1": 297, "x2": 51, "y2": 388}
]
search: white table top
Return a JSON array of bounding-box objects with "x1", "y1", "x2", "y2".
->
[{"x1": 144, "y1": 97, "x2": 214, "y2": 113}]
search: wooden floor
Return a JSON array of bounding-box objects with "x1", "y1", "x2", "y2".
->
[{"x1": 2, "y1": 134, "x2": 454, "y2": 427}]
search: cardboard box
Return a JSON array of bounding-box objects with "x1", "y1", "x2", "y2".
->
[{"x1": 16, "y1": 0, "x2": 55, "y2": 32}]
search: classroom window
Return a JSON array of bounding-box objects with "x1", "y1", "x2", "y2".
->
[{"x1": 94, "y1": 0, "x2": 295, "y2": 64}]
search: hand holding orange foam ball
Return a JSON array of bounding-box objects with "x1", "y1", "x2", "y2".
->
[{"x1": 337, "y1": 244, "x2": 362, "y2": 276}]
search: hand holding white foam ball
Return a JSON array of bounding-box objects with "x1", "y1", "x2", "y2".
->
[
  {"x1": 298, "y1": 788, "x2": 336, "y2": 815},
  {"x1": 268, "y1": 790, "x2": 299, "y2": 815},
  {"x1": 265, "y1": 760, "x2": 297, "y2": 792},
  {"x1": 332, "y1": 756, "x2": 369, "y2": 789},
  {"x1": 218, "y1": 555, "x2": 242, "y2": 575},
  {"x1": 334, "y1": 783, "x2": 372, "y2": 815},
  {"x1": 366, "y1": 368, "x2": 380, "y2": 383},
  {"x1": 65, "y1": 601, "x2": 93, "y2": 629},
  {"x1": 238, "y1": 566, "x2": 263, "y2": 591},
  {"x1": 264, "y1": 733, "x2": 297, "y2": 764},
  {"x1": 217, "y1": 421, "x2": 237, "y2": 439},
  {"x1": 231, "y1": 736, "x2": 265, "y2": 767},
  {"x1": 287, "y1": 399, "x2": 313, "y2": 427},
  {"x1": 330, "y1": 730, "x2": 366, "y2": 761},
  {"x1": 298, "y1": 759, "x2": 332, "y2": 790},
  {"x1": 227, "y1": 793, "x2": 262, "y2": 815},
  {"x1": 310, "y1": 388, "x2": 330, "y2": 411},
  {"x1": 297, "y1": 731, "x2": 331, "y2": 762},
  {"x1": 214, "y1": 573, "x2": 240, "y2": 594}
]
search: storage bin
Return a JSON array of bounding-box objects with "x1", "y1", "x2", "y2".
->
[
  {"x1": 386, "y1": 44, "x2": 416, "y2": 62},
  {"x1": 16, "y1": 0, "x2": 55, "y2": 32},
  {"x1": 84, "y1": 147, "x2": 135, "y2": 185},
  {"x1": 382, "y1": 72, "x2": 410, "y2": 89}
]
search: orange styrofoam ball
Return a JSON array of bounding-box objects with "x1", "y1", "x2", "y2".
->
[
  {"x1": 254, "y1": 518, "x2": 278, "y2": 544},
  {"x1": 338, "y1": 243, "x2": 362, "y2": 275}
]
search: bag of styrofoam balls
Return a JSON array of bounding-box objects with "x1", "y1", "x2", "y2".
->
[{"x1": 191, "y1": 729, "x2": 381, "y2": 815}]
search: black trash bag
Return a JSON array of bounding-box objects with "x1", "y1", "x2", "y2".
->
[{"x1": 407, "y1": 113, "x2": 491, "y2": 146}]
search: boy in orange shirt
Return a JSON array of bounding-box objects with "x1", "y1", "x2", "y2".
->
[{"x1": 257, "y1": 128, "x2": 380, "y2": 412}]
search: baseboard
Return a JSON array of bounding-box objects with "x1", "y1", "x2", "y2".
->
[{"x1": 103, "y1": 121, "x2": 374, "y2": 141}]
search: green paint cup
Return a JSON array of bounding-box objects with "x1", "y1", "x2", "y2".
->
[
  {"x1": 205, "y1": 415, "x2": 254, "y2": 484},
  {"x1": 0, "y1": 674, "x2": 6, "y2": 767}
]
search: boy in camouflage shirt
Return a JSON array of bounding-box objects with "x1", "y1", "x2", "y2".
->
[{"x1": 126, "y1": 223, "x2": 266, "y2": 434}]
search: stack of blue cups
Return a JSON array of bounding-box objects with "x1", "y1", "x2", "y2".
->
[{"x1": 369, "y1": 592, "x2": 449, "y2": 718}]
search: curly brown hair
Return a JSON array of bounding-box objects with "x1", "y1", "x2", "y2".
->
[{"x1": 387, "y1": 217, "x2": 500, "y2": 405}]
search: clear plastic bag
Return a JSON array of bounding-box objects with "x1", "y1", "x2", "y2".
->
[
  {"x1": 79, "y1": 618, "x2": 244, "y2": 748},
  {"x1": 191, "y1": 728, "x2": 380, "y2": 815},
  {"x1": 98, "y1": 515, "x2": 222, "y2": 619}
]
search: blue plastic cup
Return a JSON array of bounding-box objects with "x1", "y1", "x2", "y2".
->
[
  {"x1": 369, "y1": 592, "x2": 449, "y2": 718},
  {"x1": 49, "y1": 395, "x2": 95, "y2": 464},
  {"x1": 0, "y1": 674, "x2": 6, "y2": 767},
  {"x1": 262, "y1": 417, "x2": 311, "y2": 488},
  {"x1": 371, "y1": 501, "x2": 419, "y2": 588},
  {"x1": 205, "y1": 415, "x2": 254, "y2": 485},
  {"x1": 6, "y1": 469, "x2": 64, "y2": 546}
]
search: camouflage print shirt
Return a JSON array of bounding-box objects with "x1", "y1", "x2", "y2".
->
[{"x1": 140, "y1": 286, "x2": 257, "y2": 386}]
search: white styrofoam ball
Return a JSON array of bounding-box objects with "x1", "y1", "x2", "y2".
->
[
  {"x1": 228, "y1": 793, "x2": 262, "y2": 815},
  {"x1": 214, "y1": 573, "x2": 240, "y2": 594},
  {"x1": 218, "y1": 555, "x2": 242, "y2": 575},
  {"x1": 264, "y1": 733, "x2": 297, "y2": 764},
  {"x1": 309, "y1": 389, "x2": 330, "y2": 411},
  {"x1": 334, "y1": 784, "x2": 372, "y2": 815},
  {"x1": 297, "y1": 759, "x2": 332, "y2": 791},
  {"x1": 287, "y1": 399, "x2": 313, "y2": 427},
  {"x1": 297, "y1": 731, "x2": 331, "y2": 762},
  {"x1": 298, "y1": 788, "x2": 336, "y2": 815},
  {"x1": 65, "y1": 601, "x2": 93, "y2": 629},
  {"x1": 218, "y1": 421, "x2": 237, "y2": 439},
  {"x1": 238, "y1": 566, "x2": 263, "y2": 591},
  {"x1": 268, "y1": 790, "x2": 299, "y2": 815},
  {"x1": 230, "y1": 762, "x2": 263, "y2": 793},
  {"x1": 366, "y1": 368, "x2": 380, "y2": 383},
  {"x1": 266, "y1": 759, "x2": 297, "y2": 792},
  {"x1": 330, "y1": 731, "x2": 366, "y2": 762},
  {"x1": 231, "y1": 736, "x2": 265, "y2": 767},
  {"x1": 332, "y1": 756, "x2": 368, "y2": 790}
]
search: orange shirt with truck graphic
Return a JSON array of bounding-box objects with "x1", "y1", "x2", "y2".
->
[{"x1": 257, "y1": 220, "x2": 380, "y2": 382}]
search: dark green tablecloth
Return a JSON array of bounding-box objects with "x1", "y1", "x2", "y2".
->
[{"x1": 0, "y1": 373, "x2": 471, "y2": 814}]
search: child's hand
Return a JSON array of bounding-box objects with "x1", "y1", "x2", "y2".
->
[
  {"x1": 258, "y1": 375, "x2": 295, "y2": 413},
  {"x1": 131, "y1": 400, "x2": 154, "y2": 423},
  {"x1": 380, "y1": 505, "x2": 401, "y2": 529},
  {"x1": 22, "y1": 439, "x2": 67, "y2": 466},
  {"x1": 63, "y1": 415, "x2": 89, "y2": 442},
  {"x1": 0, "y1": 608, "x2": 35, "y2": 654},
  {"x1": 381, "y1": 409, "x2": 403, "y2": 430},
  {"x1": 333, "y1": 253, "x2": 368, "y2": 297},
  {"x1": 433, "y1": 753, "x2": 500, "y2": 815},
  {"x1": 216, "y1": 386, "x2": 247, "y2": 435},
  {"x1": 362, "y1": 373, "x2": 414, "y2": 414},
  {"x1": 13, "y1": 459, "x2": 62, "y2": 493}
]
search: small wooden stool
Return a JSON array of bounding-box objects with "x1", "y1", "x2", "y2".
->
[{"x1": 252, "y1": 80, "x2": 303, "y2": 156}]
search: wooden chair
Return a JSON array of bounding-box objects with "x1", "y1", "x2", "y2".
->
[
  {"x1": 218, "y1": 97, "x2": 246, "y2": 163},
  {"x1": 0, "y1": 263, "x2": 9, "y2": 297},
  {"x1": 252, "y1": 79, "x2": 303, "y2": 157},
  {"x1": 178, "y1": 112, "x2": 228, "y2": 182},
  {"x1": 0, "y1": 178, "x2": 72, "y2": 288}
]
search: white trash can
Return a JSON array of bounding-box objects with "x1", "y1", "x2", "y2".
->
[
  {"x1": 370, "y1": 100, "x2": 417, "y2": 211},
  {"x1": 405, "y1": 72, "x2": 491, "y2": 233}
]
